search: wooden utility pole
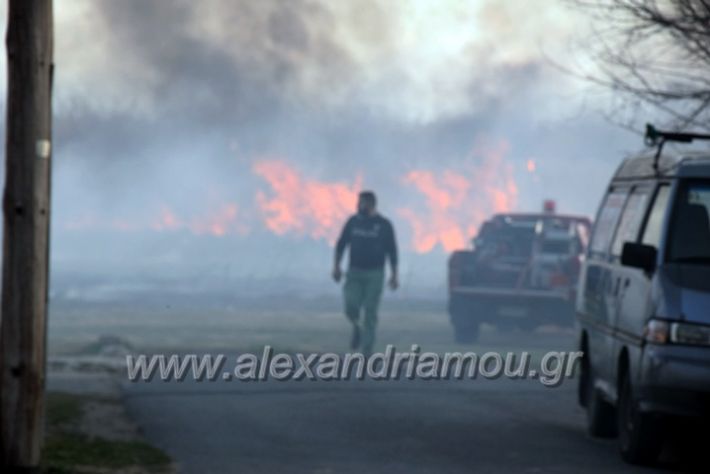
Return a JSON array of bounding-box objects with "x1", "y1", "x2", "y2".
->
[{"x1": 0, "y1": 0, "x2": 53, "y2": 469}]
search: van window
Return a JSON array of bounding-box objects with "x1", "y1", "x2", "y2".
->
[
  {"x1": 611, "y1": 188, "x2": 650, "y2": 257},
  {"x1": 590, "y1": 190, "x2": 627, "y2": 256},
  {"x1": 641, "y1": 185, "x2": 670, "y2": 248},
  {"x1": 668, "y1": 180, "x2": 710, "y2": 264}
]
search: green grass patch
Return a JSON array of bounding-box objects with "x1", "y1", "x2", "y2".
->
[
  {"x1": 43, "y1": 434, "x2": 170, "y2": 471},
  {"x1": 46, "y1": 392, "x2": 83, "y2": 427},
  {"x1": 43, "y1": 392, "x2": 171, "y2": 473}
]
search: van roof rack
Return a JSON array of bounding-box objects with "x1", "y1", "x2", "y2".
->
[{"x1": 645, "y1": 123, "x2": 710, "y2": 174}]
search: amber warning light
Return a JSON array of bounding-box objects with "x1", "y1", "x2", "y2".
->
[{"x1": 543, "y1": 200, "x2": 556, "y2": 214}]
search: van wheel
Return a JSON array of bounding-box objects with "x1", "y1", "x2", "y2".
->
[
  {"x1": 617, "y1": 374, "x2": 663, "y2": 465},
  {"x1": 577, "y1": 352, "x2": 589, "y2": 407},
  {"x1": 583, "y1": 362, "x2": 616, "y2": 438}
]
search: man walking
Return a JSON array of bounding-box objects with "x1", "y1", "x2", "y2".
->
[{"x1": 332, "y1": 191, "x2": 398, "y2": 356}]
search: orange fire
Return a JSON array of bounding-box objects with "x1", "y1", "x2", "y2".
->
[
  {"x1": 399, "y1": 139, "x2": 518, "y2": 253},
  {"x1": 64, "y1": 203, "x2": 247, "y2": 238},
  {"x1": 399, "y1": 171, "x2": 470, "y2": 252},
  {"x1": 526, "y1": 159, "x2": 536, "y2": 173},
  {"x1": 252, "y1": 159, "x2": 362, "y2": 243},
  {"x1": 190, "y1": 203, "x2": 241, "y2": 237},
  {"x1": 152, "y1": 207, "x2": 183, "y2": 232},
  {"x1": 61, "y1": 147, "x2": 519, "y2": 254}
]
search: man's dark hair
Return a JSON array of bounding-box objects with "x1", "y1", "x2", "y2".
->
[{"x1": 359, "y1": 191, "x2": 377, "y2": 206}]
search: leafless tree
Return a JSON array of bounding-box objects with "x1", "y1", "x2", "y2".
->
[{"x1": 571, "y1": 0, "x2": 710, "y2": 131}]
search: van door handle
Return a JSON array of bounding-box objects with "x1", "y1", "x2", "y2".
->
[
  {"x1": 618, "y1": 278, "x2": 631, "y2": 299},
  {"x1": 612, "y1": 277, "x2": 621, "y2": 296}
]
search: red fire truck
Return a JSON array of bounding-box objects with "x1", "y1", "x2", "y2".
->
[{"x1": 447, "y1": 206, "x2": 591, "y2": 342}]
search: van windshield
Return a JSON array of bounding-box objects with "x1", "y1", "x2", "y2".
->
[{"x1": 668, "y1": 180, "x2": 710, "y2": 264}]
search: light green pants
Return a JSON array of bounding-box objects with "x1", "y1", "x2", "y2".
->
[{"x1": 343, "y1": 268, "x2": 384, "y2": 355}]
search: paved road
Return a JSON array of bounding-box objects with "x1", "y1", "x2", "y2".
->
[
  {"x1": 53, "y1": 300, "x2": 703, "y2": 472},
  {"x1": 123, "y1": 358, "x2": 665, "y2": 473}
]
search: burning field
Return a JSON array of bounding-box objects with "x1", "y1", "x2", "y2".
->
[
  {"x1": 45, "y1": 0, "x2": 633, "y2": 295},
  {"x1": 58, "y1": 137, "x2": 521, "y2": 256}
]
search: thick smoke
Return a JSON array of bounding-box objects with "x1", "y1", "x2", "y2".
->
[{"x1": 0, "y1": 1, "x2": 642, "y2": 294}]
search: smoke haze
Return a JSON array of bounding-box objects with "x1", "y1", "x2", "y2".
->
[{"x1": 0, "y1": 0, "x2": 645, "y2": 295}]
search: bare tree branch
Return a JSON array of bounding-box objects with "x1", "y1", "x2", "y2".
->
[{"x1": 568, "y1": 0, "x2": 710, "y2": 131}]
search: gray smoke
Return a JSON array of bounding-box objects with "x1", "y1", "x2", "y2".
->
[{"x1": 0, "y1": 1, "x2": 645, "y2": 296}]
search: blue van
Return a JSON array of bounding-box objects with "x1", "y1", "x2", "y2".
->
[{"x1": 576, "y1": 126, "x2": 710, "y2": 465}]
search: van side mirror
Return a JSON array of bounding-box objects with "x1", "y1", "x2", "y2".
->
[{"x1": 621, "y1": 242, "x2": 657, "y2": 273}]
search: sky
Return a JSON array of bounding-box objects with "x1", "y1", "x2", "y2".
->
[{"x1": 0, "y1": 0, "x2": 648, "y2": 292}]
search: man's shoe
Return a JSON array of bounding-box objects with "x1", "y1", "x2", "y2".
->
[{"x1": 350, "y1": 325, "x2": 360, "y2": 350}]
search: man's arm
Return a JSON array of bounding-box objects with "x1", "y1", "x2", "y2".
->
[
  {"x1": 332, "y1": 217, "x2": 352, "y2": 282},
  {"x1": 385, "y1": 220, "x2": 399, "y2": 290}
]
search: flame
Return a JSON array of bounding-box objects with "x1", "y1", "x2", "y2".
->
[
  {"x1": 399, "y1": 139, "x2": 518, "y2": 253},
  {"x1": 526, "y1": 159, "x2": 536, "y2": 173},
  {"x1": 399, "y1": 171, "x2": 469, "y2": 253},
  {"x1": 64, "y1": 203, "x2": 247, "y2": 238},
  {"x1": 253, "y1": 159, "x2": 361, "y2": 243},
  {"x1": 60, "y1": 147, "x2": 518, "y2": 254},
  {"x1": 190, "y1": 203, "x2": 240, "y2": 237},
  {"x1": 147, "y1": 203, "x2": 245, "y2": 237},
  {"x1": 152, "y1": 207, "x2": 183, "y2": 232}
]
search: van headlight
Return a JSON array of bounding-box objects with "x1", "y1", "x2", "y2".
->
[
  {"x1": 644, "y1": 319, "x2": 670, "y2": 344},
  {"x1": 671, "y1": 322, "x2": 710, "y2": 346},
  {"x1": 644, "y1": 319, "x2": 710, "y2": 346}
]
